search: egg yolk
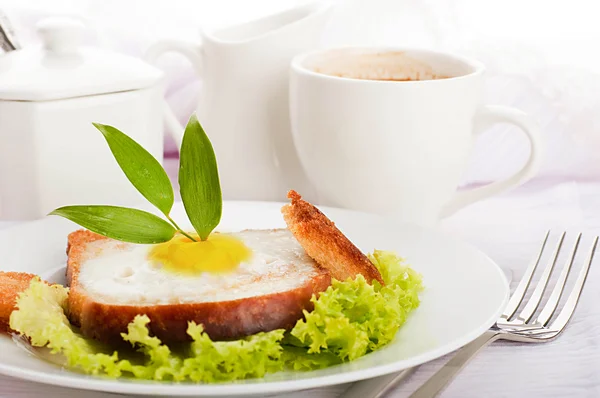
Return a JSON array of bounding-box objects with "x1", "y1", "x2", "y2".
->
[{"x1": 149, "y1": 233, "x2": 251, "y2": 274}]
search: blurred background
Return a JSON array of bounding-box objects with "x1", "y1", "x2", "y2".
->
[{"x1": 3, "y1": 0, "x2": 599, "y2": 190}]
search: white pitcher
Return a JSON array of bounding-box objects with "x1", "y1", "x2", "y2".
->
[{"x1": 145, "y1": 2, "x2": 333, "y2": 202}]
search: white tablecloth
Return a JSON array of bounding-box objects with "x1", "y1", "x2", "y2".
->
[{"x1": 1, "y1": 181, "x2": 599, "y2": 398}]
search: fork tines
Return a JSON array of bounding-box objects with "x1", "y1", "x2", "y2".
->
[{"x1": 498, "y1": 231, "x2": 598, "y2": 338}]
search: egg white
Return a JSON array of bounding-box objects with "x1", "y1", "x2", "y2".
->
[{"x1": 77, "y1": 229, "x2": 321, "y2": 305}]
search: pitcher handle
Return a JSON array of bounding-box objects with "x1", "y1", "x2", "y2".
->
[
  {"x1": 144, "y1": 40, "x2": 204, "y2": 150},
  {"x1": 440, "y1": 105, "x2": 543, "y2": 218}
]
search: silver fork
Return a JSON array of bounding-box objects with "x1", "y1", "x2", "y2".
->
[
  {"x1": 407, "y1": 231, "x2": 598, "y2": 398},
  {"x1": 342, "y1": 231, "x2": 599, "y2": 398}
]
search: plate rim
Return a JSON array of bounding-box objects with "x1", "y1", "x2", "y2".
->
[{"x1": 0, "y1": 200, "x2": 510, "y2": 396}]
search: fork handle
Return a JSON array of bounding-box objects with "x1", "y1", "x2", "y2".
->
[{"x1": 409, "y1": 331, "x2": 501, "y2": 398}]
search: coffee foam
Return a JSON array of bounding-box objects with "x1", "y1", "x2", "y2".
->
[{"x1": 309, "y1": 51, "x2": 447, "y2": 81}]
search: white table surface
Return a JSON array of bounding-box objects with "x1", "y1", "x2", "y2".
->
[{"x1": 1, "y1": 181, "x2": 599, "y2": 398}]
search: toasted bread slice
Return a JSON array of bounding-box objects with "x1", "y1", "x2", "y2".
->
[
  {"x1": 282, "y1": 190, "x2": 385, "y2": 285},
  {"x1": 0, "y1": 271, "x2": 38, "y2": 333},
  {"x1": 66, "y1": 229, "x2": 331, "y2": 345}
]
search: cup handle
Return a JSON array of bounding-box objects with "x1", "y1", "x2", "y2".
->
[
  {"x1": 144, "y1": 40, "x2": 204, "y2": 150},
  {"x1": 440, "y1": 105, "x2": 543, "y2": 218}
]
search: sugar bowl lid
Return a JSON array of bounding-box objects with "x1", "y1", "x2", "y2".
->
[{"x1": 0, "y1": 17, "x2": 162, "y2": 101}]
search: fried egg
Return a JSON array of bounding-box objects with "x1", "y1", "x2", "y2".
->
[{"x1": 77, "y1": 229, "x2": 323, "y2": 305}]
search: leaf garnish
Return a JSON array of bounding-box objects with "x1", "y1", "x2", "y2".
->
[
  {"x1": 178, "y1": 114, "x2": 222, "y2": 241},
  {"x1": 93, "y1": 123, "x2": 174, "y2": 217},
  {"x1": 50, "y1": 206, "x2": 176, "y2": 244},
  {"x1": 50, "y1": 113, "x2": 222, "y2": 245}
]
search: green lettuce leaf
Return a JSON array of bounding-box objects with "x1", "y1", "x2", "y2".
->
[
  {"x1": 370, "y1": 250, "x2": 424, "y2": 309},
  {"x1": 9, "y1": 250, "x2": 422, "y2": 380},
  {"x1": 9, "y1": 279, "x2": 128, "y2": 377},
  {"x1": 181, "y1": 323, "x2": 285, "y2": 382},
  {"x1": 288, "y1": 250, "x2": 423, "y2": 364},
  {"x1": 282, "y1": 346, "x2": 342, "y2": 371}
]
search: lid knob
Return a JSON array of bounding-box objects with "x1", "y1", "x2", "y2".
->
[{"x1": 37, "y1": 17, "x2": 85, "y2": 54}]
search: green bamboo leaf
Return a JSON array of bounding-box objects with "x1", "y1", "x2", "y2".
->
[
  {"x1": 50, "y1": 205, "x2": 176, "y2": 244},
  {"x1": 93, "y1": 123, "x2": 174, "y2": 216},
  {"x1": 178, "y1": 114, "x2": 222, "y2": 240}
]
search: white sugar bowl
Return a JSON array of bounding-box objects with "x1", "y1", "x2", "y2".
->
[{"x1": 0, "y1": 17, "x2": 164, "y2": 220}]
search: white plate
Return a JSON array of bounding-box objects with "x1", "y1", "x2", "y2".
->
[{"x1": 0, "y1": 201, "x2": 509, "y2": 396}]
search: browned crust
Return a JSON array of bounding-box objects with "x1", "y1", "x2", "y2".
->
[
  {"x1": 0, "y1": 272, "x2": 38, "y2": 333},
  {"x1": 66, "y1": 230, "x2": 331, "y2": 345},
  {"x1": 66, "y1": 229, "x2": 105, "y2": 286},
  {"x1": 281, "y1": 190, "x2": 385, "y2": 285}
]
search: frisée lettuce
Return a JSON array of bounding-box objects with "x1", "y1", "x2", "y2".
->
[{"x1": 9, "y1": 250, "x2": 422, "y2": 381}]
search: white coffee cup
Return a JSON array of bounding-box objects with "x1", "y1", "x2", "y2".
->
[{"x1": 289, "y1": 47, "x2": 542, "y2": 226}]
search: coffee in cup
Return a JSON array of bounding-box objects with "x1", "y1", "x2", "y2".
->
[{"x1": 307, "y1": 50, "x2": 449, "y2": 81}]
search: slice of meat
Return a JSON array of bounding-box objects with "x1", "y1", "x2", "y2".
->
[
  {"x1": 282, "y1": 190, "x2": 385, "y2": 285},
  {"x1": 65, "y1": 229, "x2": 331, "y2": 345}
]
